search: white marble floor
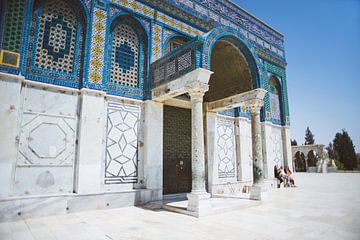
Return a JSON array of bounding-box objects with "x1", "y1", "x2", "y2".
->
[{"x1": 1, "y1": 173, "x2": 360, "y2": 240}]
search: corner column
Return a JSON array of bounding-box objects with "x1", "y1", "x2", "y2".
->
[
  {"x1": 247, "y1": 99, "x2": 264, "y2": 200},
  {"x1": 185, "y1": 82, "x2": 211, "y2": 213}
]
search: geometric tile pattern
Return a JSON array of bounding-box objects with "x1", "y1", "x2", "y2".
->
[
  {"x1": 15, "y1": 109, "x2": 77, "y2": 195},
  {"x1": 216, "y1": 118, "x2": 236, "y2": 179},
  {"x1": 152, "y1": 24, "x2": 162, "y2": 62},
  {"x1": 1, "y1": 0, "x2": 25, "y2": 52},
  {"x1": 23, "y1": 0, "x2": 85, "y2": 86},
  {"x1": 269, "y1": 92, "x2": 281, "y2": 121},
  {"x1": 17, "y1": 113, "x2": 76, "y2": 166},
  {"x1": 177, "y1": 0, "x2": 284, "y2": 50},
  {"x1": 89, "y1": 8, "x2": 107, "y2": 84},
  {"x1": 105, "y1": 102, "x2": 140, "y2": 184},
  {"x1": 157, "y1": 11, "x2": 202, "y2": 37},
  {"x1": 110, "y1": 24, "x2": 139, "y2": 87},
  {"x1": 270, "y1": 129, "x2": 283, "y2": 165},
  {"x1": 111, "y1": 0, "x2": 202, "y2": 37},
  {"x1": 34, "y1": 1, "x2": 78, "y2": 73},
  {"x1": 263, "y1": 61, "x2": 289, "y2": 125}
]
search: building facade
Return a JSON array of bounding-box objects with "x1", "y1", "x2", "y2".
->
[{"x1": 0, "y1": 0, "x2": 291, "y2": 220}]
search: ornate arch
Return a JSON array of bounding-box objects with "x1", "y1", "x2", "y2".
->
[
  {"x1": 106, "y1": 14, "x2": 148, "y2": 99},
  {"x1": 163, "y1": 34, "x2": 191, "y2": 55},
  {"x1": 268, "y1": 75, "x2": 284, "y2": 124},
  {"x1": 21, "y1": 0, "x2": 89, "y2": 88},
  {"x1": 202, "y1": 26, "x2": 261, "y2": 89}
]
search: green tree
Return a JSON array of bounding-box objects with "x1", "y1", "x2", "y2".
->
[
  {"x1": 333, "y1": 129, "x2": 357, "y2": 170},
  {"x1": 334, "y1": 159, "x2": 346, "y2": 170},
  {"x1": 305, "y1": 127, "x2": 315, "y2": 145},
  {"x1": 291, "y1": 139, "x2": 298, "y2": 146}
]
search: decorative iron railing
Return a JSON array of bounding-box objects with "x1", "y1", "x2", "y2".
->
[{"x1": 150, "y1": 37, "x2": 203, "y2": 88}]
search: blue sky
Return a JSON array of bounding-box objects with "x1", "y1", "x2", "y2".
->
[{"x1": 234, "y1": 0, "x2": 360, "y2": 152}]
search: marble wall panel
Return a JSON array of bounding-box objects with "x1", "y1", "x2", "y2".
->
[
  {"x1": 238, "y1": 118, "x2": 253, "y2": 182},
  {"x1": 266, "y1": 125, "x2": 284, "y2": 178},
  {"x1": 104, "y1": 102, "x2": 140, "y2": 185},
  {"x1": 215, "y1": 117, "x2": 237, "y2": 182},
  {"x1": 14, "y1": 87, "x2": 78, "y2": 196},
  {"x1": 143, "y1": 101, "x2": 163, "y2": 194},
  {"x1": 76, "y1": 91, "x2": 106, "y2": 194},
  {"x1": 0, "y1": 74, "x2": 23, "y2": 198}
]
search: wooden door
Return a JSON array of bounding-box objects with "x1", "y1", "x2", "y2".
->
[{"x1": 163, "y1": 106, "x2": 191, "y2": 194}]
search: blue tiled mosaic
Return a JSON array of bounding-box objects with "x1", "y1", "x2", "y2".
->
[
  {"x1": 0, "y1": 0, "x2": 289, "y2": 109},
  {"x1": 115, "y1": 43, "x2": 135, "y2": 72}
]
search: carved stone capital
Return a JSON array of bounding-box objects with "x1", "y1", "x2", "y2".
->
[
  {"x1": 185, "y1": 82, "x2": 209, "y2": 100},
  {"x1": 246, "y1": 99, "x2": 264, "y2": 114}
]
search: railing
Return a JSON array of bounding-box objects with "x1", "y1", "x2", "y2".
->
[{"x1": 150, "y1": 37, "x2": 203, "y2": 88}]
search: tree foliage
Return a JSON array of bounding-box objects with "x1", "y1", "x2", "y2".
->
[
  {"x1": 333, "y1": 129, "x2": 357, "y2": 170},
  {"x1": 291, "y1": 139, "x2": 298, "y2": 146},
  {"x1": 305, "y1": 127, "x2": 315, "y2": 145},
  {"x1": 334, "y1": 159, "x2": 346, "y2": 171}
]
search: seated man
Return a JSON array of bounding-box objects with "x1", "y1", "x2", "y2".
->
[
  {"x1": 274, "y1": 165, "x2": 290, "y2": 188},
  {"x1": 274, "y1": 165, "x2": 284, "y2": 188},
  {"x1": 279, "y1": 166, "x2": 290, "y2": 187},
  {"x1": 284, "y1": 165, "x2": 296, "y2": 187}
]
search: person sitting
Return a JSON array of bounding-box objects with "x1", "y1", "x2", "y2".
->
[
  {"x1": 279, "y1": 166, "x2": 291, "y2": 187},
  {"x1": 284, "y1": 165, "x2": 297, "y2": 187},
  {"x1": 274, "y1": 165, "x2": 284, "y2": 188}
]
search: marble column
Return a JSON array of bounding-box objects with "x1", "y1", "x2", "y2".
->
[
  {"x1": 248, "y1": 99, "x2": 265, "y2": 183},
  {"x1": 187, "y1": 82, "x2": 209, "y2": 193},
  {"x1": 185, "y1": 82, "x2": 211, "y2": 213}
]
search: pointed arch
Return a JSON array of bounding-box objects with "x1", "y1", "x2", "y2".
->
[
  {"x1": 202, "y1": 26, "x2": 261, "y2": 89},
  {"x1": 163, "y1": 34, "x2": 191, "y2": 55},
  {"x1": 106, "y1": 14, "x2": 148, "y2": 99},
  {"x1": 268, "y1": 75, "x2": 284, "y2": 125},
  {"x1": 22, "y1": 0, "x2": 89, "y2": 88}
]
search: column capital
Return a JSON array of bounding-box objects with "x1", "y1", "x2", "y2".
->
[
  {"x1": 185, "y1": 82, "x2": 209, "y2": 100},
  {"x1": 246, "y1": 99, "x2": 264, "y2": 114}
]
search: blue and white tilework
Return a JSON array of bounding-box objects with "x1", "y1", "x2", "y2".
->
[
  {"x1": 110, "y1": 24, "x2": 139, "y2": 87},
  {"x1": 33, "y1": 1, "x2": 78, "y2": 74},
  {"x1": 23, "y1": 0, "x2": 85, "y2": 87},
  {"x1": 269, "y1": 91, "x2": 281, "y2": 121}
]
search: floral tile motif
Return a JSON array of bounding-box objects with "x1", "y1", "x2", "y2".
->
[{"x1": 89, "y1": 8, "x2": 107, "y2": 84}]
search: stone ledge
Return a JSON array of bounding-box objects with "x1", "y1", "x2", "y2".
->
[{"x1": 0, "y1": 189, "x2": 160, "y2": 222}]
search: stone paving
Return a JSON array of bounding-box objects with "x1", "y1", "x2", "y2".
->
[{"x1": 1, "y1": 173, "x2": 359, "y2": 240}]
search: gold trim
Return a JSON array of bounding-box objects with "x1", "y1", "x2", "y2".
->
[{"x1": 0, "y1": 50, "x2": 20, "y2": 68}]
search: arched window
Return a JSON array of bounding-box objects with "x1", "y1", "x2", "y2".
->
[
  {"x1": 110, "y1": 24, "x2": 140, "y2": 87},
  {"x1": 25, "y1": 0, "x2": 86, "y2": 86},
  {"x1": 269, "y1": 76, "x2": 282, "y2": 123},
  {"x1": 164, "y1": 36, "x2": 189, "y2": 55},
  {"x1": 107, "y1": 16, "x2": 148, "y2": 99}
]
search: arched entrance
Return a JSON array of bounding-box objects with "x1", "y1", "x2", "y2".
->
[
  {"x1": 161, "y1": 29, "x2": 263, "y2": 195},
  {"x1": 152, "y1": 26, "x2": 266, "y2": 201},
  {"x1": 204, "y1": 39, "x2": 253, "y2": 102},
  {"x1": 200, "y1": 29, "x2": 264, "y2": 194}
]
